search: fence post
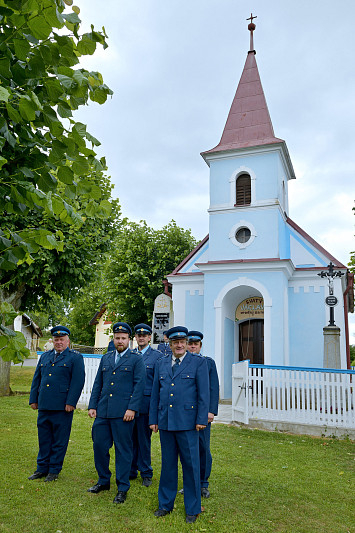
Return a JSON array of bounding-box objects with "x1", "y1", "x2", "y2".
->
[{"x1": 232, "y1": 360, "x2": 249, "y2": 424}]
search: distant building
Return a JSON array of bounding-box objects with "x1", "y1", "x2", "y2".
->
[
  {"x1": 14, "y1": 314, "x2": 42, "y2": 351},
  {"x1": 89, "y1": 303, "x2": 112, "y2": 348},
  {"x1": 167, "y1": 21, "x2": 354, "y2": 399}
]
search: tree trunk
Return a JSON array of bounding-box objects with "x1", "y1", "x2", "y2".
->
[
  {"x1": 0, "y1": 358, "x2": 11, "y2": 395},
  {"x1": 0, "y1": 284, "x2": 25, "y2": 396}
]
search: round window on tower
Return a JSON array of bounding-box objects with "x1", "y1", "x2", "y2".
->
[
  {"x1": 229, "y1": 220, "x2": 256, "y2": 249},
  {"x1": 235, "y1": 227, "x2": 251, "y2": 243}
]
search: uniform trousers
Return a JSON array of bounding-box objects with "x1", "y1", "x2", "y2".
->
[
  {"x1": 158, "y1": 429, "x2": 201, "y2": 516},
  {"x1": 92, "y1": 416, "x2": 134, "y2": 492},
  {"x1": 130, "y1": 413, "x2": 153, "y2": 479},
  {"x1": 199, "y1": 422, "x2": 212, "y2": 487},
  {"x1": 36, "y1": 409, "x2": 74, "y2": 474}
]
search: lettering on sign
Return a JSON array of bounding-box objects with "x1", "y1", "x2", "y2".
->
[{"x1": 235, "y1": 297, "x2": 264, "y2": 321}]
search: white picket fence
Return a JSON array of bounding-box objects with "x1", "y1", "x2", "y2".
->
[
  {"x1": 232, "y1": 360, "x2": 355, "y2": 430},
  {"x1": 78, "y1": 355, "x2": 102, "y2": 407}
]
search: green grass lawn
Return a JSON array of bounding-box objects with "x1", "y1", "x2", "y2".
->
[{"x1": 1, "y1": 367, "x2": 354, "y2": 533}]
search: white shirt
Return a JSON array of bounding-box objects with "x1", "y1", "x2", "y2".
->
[{"x1": 171, "y1": 352, "x2": 187, "y2": 367}]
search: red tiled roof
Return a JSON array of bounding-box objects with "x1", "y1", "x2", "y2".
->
[
  {"x1": 202, "y1": 52, "x2": 284, "y2": 155},
  {"x1": 89, "y1": 303, "x2": 107, "y2": 326},
  {"x1": 169, "y1": 235, "x2": 209, "y2": 275},
  {"x1": 286, "y1": 217, "x2": 345, "y2": 268}
]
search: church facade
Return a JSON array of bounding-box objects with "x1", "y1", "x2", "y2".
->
[{"x1": 167, "y1": 22, "x2": 353, "y2": 399}]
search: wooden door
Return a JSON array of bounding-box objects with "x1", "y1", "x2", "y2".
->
[{"x1": 239, "y1": 319, "x2": 264, "y2": 364}]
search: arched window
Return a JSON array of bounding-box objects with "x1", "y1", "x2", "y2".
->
[{"x1": 235, "y1": 174, "x2": 251, "y2": 206}]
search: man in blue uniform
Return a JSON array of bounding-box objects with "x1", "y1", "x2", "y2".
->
[
  {"x1": 157, "y1": 331, "x2": 173, "y2": 356},
  {"x1": 149, "y1": 326, "x2": 209, "y2": 524},
  {"x1": 28, "y1": 326, "x2": 85, "y2": 482},
  {"x1": 87, "y1": 322, "x2": 145, "y2": 504},
  {"x1": 187, "y1": 330, "x2": 219, "y2": 498},
  {"x1": 130, "y1": 323, "x2": 162, "y2": 486}
]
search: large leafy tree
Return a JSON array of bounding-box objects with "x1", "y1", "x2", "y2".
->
[
  {"x1": 0, "y1": 0, "x2": 116, "y2": 393},
  {"x1": 104, "y1": 220, "x2": 197, "y2": 326}
]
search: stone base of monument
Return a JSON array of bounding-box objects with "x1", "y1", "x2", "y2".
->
[{"x1": 323, "y1": 325, "x2": 341, "y2": 369}]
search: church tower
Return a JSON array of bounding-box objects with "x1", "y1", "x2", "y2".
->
[{"x1": 201, "y1": 16, "x2": 295, "y2": 263}]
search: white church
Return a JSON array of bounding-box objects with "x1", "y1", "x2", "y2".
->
[{"x1": 166, "y1": 20, "x2": 353, "y2": 399}]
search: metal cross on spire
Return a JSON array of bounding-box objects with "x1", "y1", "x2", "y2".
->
[{"x1": 247, "y1": 13, "x2": 257, "y2": 52}]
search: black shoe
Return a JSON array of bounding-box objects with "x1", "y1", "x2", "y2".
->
[
  {"x1": 44, "y1": 473, "x2": 58, "y2": 482},
  {"x1": 186, "y1": 514, "x2": 198, "y2": 523},
  {"x1": 178, "y1": 488, "x2": 184, "y2": 494},
  {"x1": 142, "y1": 477, "x2": 152, "y2": 487},
  {"x1": 113, "y1": 491, "x2": 127, "y2": 504},
  {"x1": 87, "y1": 483, "x2": 110, "y2": 493},
  {"x1": 129, "y1": 474, "x2": 137, "y2": 480},
  {"x1": 154, "y1": 509, "x2": 172, "y2": 518},
  {"x1": 28, "y1": 471, "x2": 47, "y2": 480},
  {"x1": 201, "y1": 487, "x2": 210, "y2": 498}
]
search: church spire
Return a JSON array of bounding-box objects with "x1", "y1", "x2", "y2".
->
[{"x1": 202, "y1": 16, "x2": 284, "y2": 156}]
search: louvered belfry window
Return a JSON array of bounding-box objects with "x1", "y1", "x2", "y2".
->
[{"x1": 235, "y1": 174, "x2": 251, "y2": 206}]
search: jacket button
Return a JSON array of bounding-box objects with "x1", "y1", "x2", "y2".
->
[
  {"x1": 49, "y1": 374, "x2": 51, "y2": 376},
  {"x1": 191, "y1": 406, "x2": 193, "y2": 408},
  {"x1": 171, "y1": 383, "x2": 174, "y2": 386},
  {"x1": 170, "y1": 394, "x2": 173, "y2": 396},
  {"x1": 169, "y1": 405, "x2": 172, "y2": 407},
  {"x1": 52, "y1": 364, "x2": 54, "y2": 367},
  {"x1": 111, "y1": 382, "x2": 114, "y2": 385},
  {"x1": 47, "y1": 384, "x2": 49, "y2": 387},
  {"x1": 113, "y1": 372, "x2": 115, "y2": 375},
  {"x1": 110, "y1": 394, "x2": 113, "y2": 397}
]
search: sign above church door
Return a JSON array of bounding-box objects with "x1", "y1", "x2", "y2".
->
[{"x1": 235, "y1": 297, "x2": 264, "y2": 321}]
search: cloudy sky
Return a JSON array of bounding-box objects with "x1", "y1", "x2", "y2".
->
[{"x1": 73, "y1": 0, "x2": 355, "y2": 340}]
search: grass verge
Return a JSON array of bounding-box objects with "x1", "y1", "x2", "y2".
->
[{"x1": 0, "y1": 366, "x2": 353, "y2": 532}]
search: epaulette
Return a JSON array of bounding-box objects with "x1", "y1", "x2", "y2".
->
[{"x1": 70, "y1": 349, "x2": 83, "y2": 356}]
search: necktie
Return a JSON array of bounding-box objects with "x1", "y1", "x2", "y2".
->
[
  {"x1": 172, "y1": 358, "x2": 180, "y2": 374},
  {"x1": 115, "y1": 353, "x2": 121, "y2": 365},
  {"x1": 54, "y1": 352, "x2": 59, "y2": 361}
]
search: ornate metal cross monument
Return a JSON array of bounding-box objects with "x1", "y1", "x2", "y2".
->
[
  {"x1": 318, "y1": 262, "x2": 344, "y2": 368},
  {"x1": 318, "y1": 262, "x2": 344, "y2": 326}
]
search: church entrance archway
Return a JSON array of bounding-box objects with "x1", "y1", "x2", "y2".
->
[
  {"x1": 214, "y1": 278, "x2": 272, "y2": 399},
  {"x1": 239, "y1": 319, "x2": 264, "y2": 364}
]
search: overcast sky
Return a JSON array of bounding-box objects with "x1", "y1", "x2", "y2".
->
[{"x1": 73, "y1": 0, "x2": 355, "y2": 341}]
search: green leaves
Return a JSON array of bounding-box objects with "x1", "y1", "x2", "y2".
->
[
  {"x1": 27, "y1": 13, "x2": 52, "y2": 40},
  {"x1": 0, "y1": 227, "x2": 65, "y2": 271},
  {"x1": 19, "y1": 97, "x2": 37, "y2": 121},
  {"x1": 104, "y1": 221, "x2": 197, "y2": 326},
  {"x1": 0, "y1": 86, "x2": 10, "y2": 102},
  {"x1": 57, "y1": 166, "x2": 74, "y2": 185},
  {"x1": 77, "y1": 33, "x2": 96, "y2": 55},
  {"x1": 0, "y1": 303, "x2": 30, "y2": 364},
  {"x1": 0, "y1": 0, "x2": 118, "y2": 373}
]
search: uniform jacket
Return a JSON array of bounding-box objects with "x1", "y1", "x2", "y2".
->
[
  {"x1": 157, "y1": 342, "x2": 173, "y2": 357},
  {"x1": 200, "y1": 354, "x2": 219, "y2": 415},
  {"x1": 88, "y1": 349, "x2": 146, "y2": 418},
  {"x1": 29, "y1": 348, "x2": 85, "y2": 410},
  {"x1": 149, "y1": 351, "x2": 209, "y2": 431},
  {"x1": 133, "y1": 346, "x2": 162, "y2": 414}
]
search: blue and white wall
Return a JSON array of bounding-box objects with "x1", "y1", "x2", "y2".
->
[{"x1": 168, "y1": 144, "x2": 348, "y2": 398}]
